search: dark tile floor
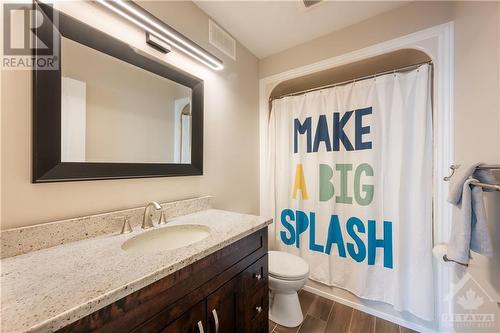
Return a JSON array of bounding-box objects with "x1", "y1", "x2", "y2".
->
[{"x1": 269, "y1": 290, "x2": 418, "y2": 333}]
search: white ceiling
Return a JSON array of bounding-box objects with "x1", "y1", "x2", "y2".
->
[{"x1": 194, "y1": 1, "x2": 407, "y2": 59}]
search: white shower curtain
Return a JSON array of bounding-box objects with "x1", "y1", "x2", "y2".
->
[{"x1": 263, "y1": 64, "x2": 434, "y2": 320}]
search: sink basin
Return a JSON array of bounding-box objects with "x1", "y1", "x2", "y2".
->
[{"x1": 122, "y1": 224, "x2": 210, "y2": 254}]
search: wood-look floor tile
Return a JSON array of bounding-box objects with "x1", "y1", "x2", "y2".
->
[
  {"x1": 298, "y1": 290, "x2": 317, "y2": 315},
  {"x1": 269, "y1": 320, "x2": 277, "y2": 333},
  {"x1": 325, "y1": 302, "x2": 353, "y2": 333},
  {"x1": 308, "y1": 296, "x2": 334, "y2": 321},
  {"x1": 399, "y1": 326, "x2": 418, "y2": 333},
  {"x1": 375, "y1": 318, "x2": 399, "y2": 333},
  {"x1": 297, "y1": 315, "x2": 327, "y2": 333},
  {"x1": 273, "y1": 323, "x2": 300, "y2": 333},
  {"x1": 349, "y1": 309, "x2": 375, "y2": 333},
  {"x1": 273, "y1": 290, "x2": 409, "y2": 333}
]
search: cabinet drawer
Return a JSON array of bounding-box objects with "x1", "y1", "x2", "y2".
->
[
  {"x1": 239, "y1": 285, "x2": 268, "y2": 333},
  {"x1": 238, "y1": 254, "x2": 268, "y2": 333},
  {"x1": 239, "y1": 254, "x2": 268, "y2": 293},
  {"x1": 248, "y1": 286, "x2": 268, "y2": 321}
]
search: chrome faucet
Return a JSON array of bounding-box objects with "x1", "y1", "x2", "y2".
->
[{"x1": 142, "y1": 201, "x2": 161, "y2": 229}]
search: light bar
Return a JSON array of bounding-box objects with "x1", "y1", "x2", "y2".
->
[
  {"x1": 146, "y1": 32, "x2": 171, "y2": 54},
  {"x1": 97, "y1": 0, "x2": 224, "y2": 70}
]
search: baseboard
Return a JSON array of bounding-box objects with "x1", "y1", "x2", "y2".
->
[{"x1": 302, "y1": 285, "x2": 436, "y2": 333}]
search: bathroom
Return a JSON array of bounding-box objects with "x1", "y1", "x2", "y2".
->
[{"x1": 1, "y1": 0, "x2": 499, "y2": 332}]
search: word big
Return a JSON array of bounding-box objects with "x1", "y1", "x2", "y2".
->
[{"x1": 292, "y1": 163, "x2": 374, "y2": 206}]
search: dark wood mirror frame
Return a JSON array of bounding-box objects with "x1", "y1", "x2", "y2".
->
[{"x1": 32, "y1": 2, "x2": 203, "y2": 183}]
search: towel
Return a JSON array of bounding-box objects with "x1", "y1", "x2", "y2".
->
[{"x1": 446, "y1": 163, "x2": 495, "y2": 265}]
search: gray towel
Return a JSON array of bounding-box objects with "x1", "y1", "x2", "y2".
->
[{"x1": 446, "y1": 163, "x2": 494, "y2": 265}]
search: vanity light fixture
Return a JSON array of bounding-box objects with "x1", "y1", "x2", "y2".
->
[
  {"x1": 97, "y1": 0, "x2": 224, "y2": 70},
  {"x1": 146, "y1": 32, "x2": 171, "y2": 54}
]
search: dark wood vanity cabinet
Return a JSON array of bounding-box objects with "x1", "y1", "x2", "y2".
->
[
  {"x1": 146, "y1": 255, "x2": 268, "y2": 333},
  {"x1": 57, "y1": 228, "x2": 268, "y2": 333}
]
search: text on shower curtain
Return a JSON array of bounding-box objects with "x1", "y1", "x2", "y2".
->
[{"x1": 279, "y1": 106, "x2": 394, "y2": 269}]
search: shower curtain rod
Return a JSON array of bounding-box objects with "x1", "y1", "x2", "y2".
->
[{"x1": 270, "y1": 61, "x2": 433, "y2": 101}]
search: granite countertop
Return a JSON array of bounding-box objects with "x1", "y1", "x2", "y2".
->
[{"x1": 0, "y1": 209, "x2": 272, "y2": 333}]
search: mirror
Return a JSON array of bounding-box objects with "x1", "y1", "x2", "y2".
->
[
  {"x1": 33, "y1": 2, "x2": 204, "y2": 182},
  {"x1": 61, "y1": 37, "x2": 192, "y2": 164}
]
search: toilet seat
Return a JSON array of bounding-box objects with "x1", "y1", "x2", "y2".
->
[{"x1": 268, "y1": 251, "x2": 309, "y2": 281}]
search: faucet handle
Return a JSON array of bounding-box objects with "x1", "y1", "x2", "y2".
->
[
  {"x1": 115, "y1": 216, "x2": 133, "y2": 234},
  {"x1": 158, "y1": 210, "x2": 168, "y2": 225}
]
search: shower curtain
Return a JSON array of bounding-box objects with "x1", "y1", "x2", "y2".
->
[{"x1": 263, "y1": 64, "x2": 434, "y2": 320}]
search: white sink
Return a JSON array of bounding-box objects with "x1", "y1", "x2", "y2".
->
[{"x1": 122, "y1": 224, "x2": 210, "y2": 254}]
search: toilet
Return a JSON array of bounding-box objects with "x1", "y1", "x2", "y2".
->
[{"x1": 268, "y1": 251, "x2": 310, "y2": 327}]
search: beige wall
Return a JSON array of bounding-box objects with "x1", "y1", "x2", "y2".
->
[
  {"x1": 260, "y1": 0, "x2": 500, "y2": 166},
  {"x1": 1, "y1": 1, "x2": 260, "y2": 229},
  {"x1": 259, "y1": 1, "x2": 454, "y2": 78},
  {"x1": 452, "y1": 1, "x2": 500, "y2": 165}
]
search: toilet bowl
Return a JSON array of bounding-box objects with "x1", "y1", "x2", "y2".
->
[{"x1": 268, "y1": 251, "x2": 310, "y2": 327}]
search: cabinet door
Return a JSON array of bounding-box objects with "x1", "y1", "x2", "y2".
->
[
  {"x1": 159, "y1": 300, "x2": 207, "y2": 333},
  {"x1": 206, "y1": 278, "x2": 238, "y2": 333}
]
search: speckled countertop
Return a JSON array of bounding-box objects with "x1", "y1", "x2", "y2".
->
[{"x1": 0, "y1": 209, "x2": 272, "y2": 333}]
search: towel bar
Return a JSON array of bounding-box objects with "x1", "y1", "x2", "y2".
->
[
  {"x1": 444, "y1": 164, "x2": 500, "y2": 191},
  {"x1": 471, "y1": 181, "x2": 500, "y2": 191}
]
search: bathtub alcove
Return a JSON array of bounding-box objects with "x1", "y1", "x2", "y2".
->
[{"x1": 266, "y1": 48, "x2": 437, "y2": 332}]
